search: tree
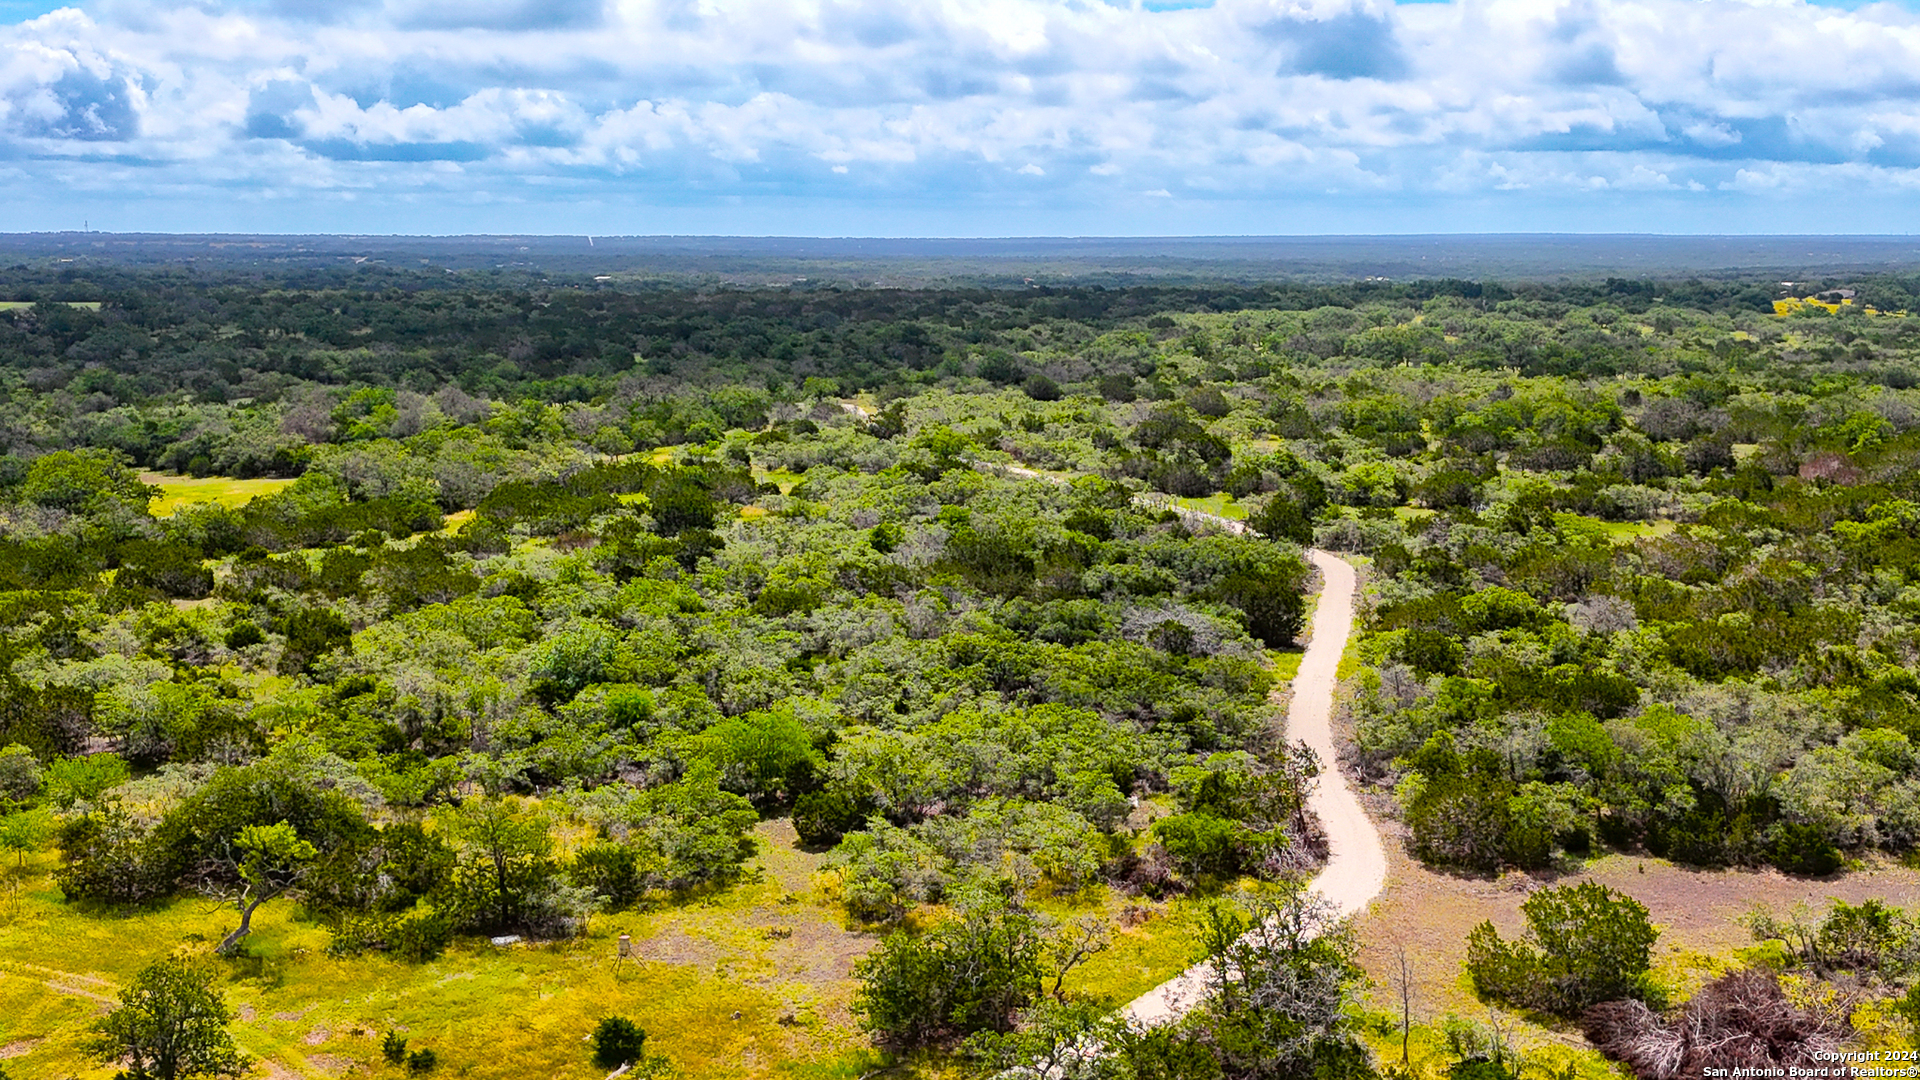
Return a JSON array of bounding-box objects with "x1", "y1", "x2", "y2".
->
[
  {"x1": 1467, "y1": 881, "x2": 1659, "y2": 1016},
  {"x1": 696, "y1": 707, "x2": 823, "y2": 806},
  {"x1": 1182, "y1": 891, "x2": 1376, "y2": 1080},
  {"x1": 1099, "y1": 888, "x2": 1376, "y2": 1080},
  {"x1": 45, "y1": 753, "x2": 130, "y2": 810},
  {"x1": 0, "y1": 808, "x2": 50, "y2": 867},
  {"x1": 437, "y1": 796, "x2": 558, "y2": 934},
  {"x1": 216, "y1": 821, "x2": 317, "y2": 954},
  {"x1": 962, "y1": 999, "x2": 1128, "y2": 1080},
  {"x1": 853, "y1": 883, "x2": 1051, "y2": 1050},
  {"x1": 86, "y1": 956, "x2": 249, "y2": 1080},
  {"x1": 0, "y1": 742, "x2": 43, "y2": 804},
  {"x1": 21, "y1": 448, "x2": 154, "y2": 516},
  {"x1": 1389, "y1": 940, "x2": 1417, "y2": 1067}
]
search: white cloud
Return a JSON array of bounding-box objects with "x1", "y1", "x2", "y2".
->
[{"x1": 6, "y1": 0, "x2": 1920, "y2": 229}]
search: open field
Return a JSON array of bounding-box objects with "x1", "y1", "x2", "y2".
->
[
  {"x1": 0, "y1": 301, "x2": 100, "y2": 311},
  {"x1": 142, "y1": 472, "x2": 295, "y2": 517},
  {"x1": 0, "y1": 820, "x2": 887, "y2": 1080},
  {"x1": 1170, "y1": 493, "x2": 1249, "y2": 521},
  {"x1": 1551, "y1": 511, "x2": 1676, "y2": 542},
  {"x1": 0, "y1": 817, "x2": 1229, "y2": 1079}
]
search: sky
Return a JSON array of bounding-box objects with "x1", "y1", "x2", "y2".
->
[{"x1": 4, "y1": 0, "x2": 1920, "y2": 236}]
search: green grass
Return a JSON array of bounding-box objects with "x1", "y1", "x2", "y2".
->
[
  {"x1": 0, "y1": 821, "x2": 883, "y2": 1079},
  {"x1": 754, "y1": 468, "x2": 803, "y2": 494},
  {"x1": 1171, "y1": 493, "x2": 1248, "y2": 520},
  {"x1": 0, "y1": 301, "x2": 101, "y2": 311},
  {"x1": 1270, "y1": 648, "x2": 1306, "y2": 683},
  {"x1": 1551, "y1": 512, "x2": 1675, "y2": 543},
  {"x1": 0, "y1": 816, "x2": 1232, "y2": 1079},
  {"x1": 1056, "y1": 894, "x2": 1210, "y2": 1004},
  {"x1": 1353, "y1": 1015, "x2": 1622, "y2": 1080},
  {"x1": 142, "y1": 472, "x2": 295, "y2": 517}
]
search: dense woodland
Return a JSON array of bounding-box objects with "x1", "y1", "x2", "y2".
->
[{"x1": 9, "y1": 262, "x2": 1920, "y2": 1077}]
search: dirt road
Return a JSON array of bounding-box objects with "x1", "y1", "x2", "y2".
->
[{"x1": 1121, "y1": 549, "x2": 1384, "y2": 1025}]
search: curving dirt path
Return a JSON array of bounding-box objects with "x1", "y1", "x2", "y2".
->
[
  {"x1": 828, "y1": 409, "x2": 1387, "y2": 1027},
  {"x1": 1121, "y1": 548, "x2": 1386, "y2": 1026}
]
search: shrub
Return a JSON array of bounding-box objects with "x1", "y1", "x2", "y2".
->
[
  {"x1": 1467, "y1": 881, "x2": 1659, "y2": 1016},
  {"x1": 592, "y1": 1016, "x2": 648, "y2": 1069},
  {"x1": 85, "y1": 956, "x2": 249, "y2": 1080},
  {"x1": 854, "y1": 888, "x2": 1049, "y2": 1049},
  {"x1": 792, "y1": 787, "x2": 871, "y2": 848},
  {"x1": 223, "y1": 621, "x2": 266, "y2": 650},
  {"x1": 387, "y1": 911, "x2": 454, "y2": 962},
  {"x1": 0, "y1": 743, "x2": 43, "y2": 804},
  {"x1": 1022, "y1": 374, "x2": 1062, "y2": 401},
  {"x1": 1769, "y1": 821, "x2": 1843, "y2": 876},
  {"x1": 406, "y1": 1047, "x2": 438, "y2": 1074},
  {"x1": 1151, "y1": 812, "x2": 1241, "y2": 878},
  {"x1": 1582, "y1": 968, "x2": 1844, "y2": 1080},
  {"x1": 382, "y1": 1031, "x2": 408, "y2": 1064}
]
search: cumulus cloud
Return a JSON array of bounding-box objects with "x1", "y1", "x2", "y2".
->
[{"x1": 4, "y1": 0, "x2": 1920, "y2": 230}]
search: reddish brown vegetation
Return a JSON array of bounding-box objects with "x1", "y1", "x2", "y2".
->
[{"x1": 1582, "y1": 969, "x2": 1852, "y2": 1080}]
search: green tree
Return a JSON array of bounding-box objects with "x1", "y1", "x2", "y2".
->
[
  {"x1": 216, "y1": 821, "x2": 318, "y2": 955},
  {"x1": 625, "y1": 764, "x2": 759, "y2": 890},
  {"x1": 1467, "y1": 881, "x2": 1659, "y2": 1015},
  {"x1": 45, "y1": 753, "x2": 131, "y2": 810},
  {"x1": 22, "y1": 448, "x2": 154, "y2": 515},
  {"x1": 854, "y1": 884, "x2": 1051, "y2": 1049},
  {"x1": 1103, "y1": 888, "x2": 1377, "y2": 1080},
  {"x1": 0, "y1": 808, "x2": 50, "y2": 867},
  {"x1": 437, "y1": 796, "x2": 558, "y2": 934},
  {"x1": 1181, "y1": 891, "x2": 1375, "y2": 1079},
  {"x1": 962, "y1": 999, "x2": 1128, "y2": 1080},
  {"x1": 0, "y1": 742, "x2": 43, "y2": 804},
  {"x1": 696, "y1": 707, "x2": 823, "y2": 806},
  {"x1": 86, "y1": 956, "x2": 249, "y2": 1080}
]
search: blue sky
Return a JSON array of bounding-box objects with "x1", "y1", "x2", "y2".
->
[{"x1": 6, "y1": 0, "x2": 1920, "y2": 236}]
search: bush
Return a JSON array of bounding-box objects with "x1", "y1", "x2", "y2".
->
[
  {"x1": 792, "y1": 787, "x2": 871, "y2": 848},
  {"x1": 695, "y1": 707, "x2": 822, "y2": 806},
  {"x1": 1769, "y1": 821, "x2": 1843, "y2": 876},
  {"x1": 1583, "y1": 968, "x2": 1844, "y2": 1079},
  {"x1": 0, "y1": 743, "x2": 43, "y2": 804},
  {"x1": 592, "y1": 1016, "x2": 648, "y2": 1069},
  {"x1": 406, "y1": 1047, "x2": 438, "y2": 1074},
  {"x1": 1151, "y1": 812, "x2": 1241, "y2": 878},
  {"x1": 329, "y1": 910, "x2": 453, "y2": 963},
  {"x1": 853, "y1": 888, "x2": 1049, "y2": 1049},
  {"x1": 223, "y1": 621, "x2": 266, "y2": 650},
  {"x1": 85, "y1": 956, "x2": 249, "y2": 1080},
  {"x1": 382, "y1": 1031, "x2": 408, "y2": 1064},
  {"x1": 1022, "y1": 374, "x2": 1062, "y2": 401},
  {"x1": 1466, "y1": 881, "x2": 1659, "y2": 1016}
]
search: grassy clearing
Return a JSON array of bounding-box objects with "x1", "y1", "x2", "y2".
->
[
  {"x1": 1270, "y1": 647, "x2": 1306, "y2": 684},
  {"x1": 1171, "y1": 493, "x2": 1248, "y2": 520},
  {"x1": 1053, "y1": 893, "x2": 1215, "y2": 1005},
  {"x1": 1354, "y1": 1017, "x2": 1620, "y2": 1080},
  {"x1": 754, "y1": 468, "x2": 804, "y2": 494},
  {"x1": 0, "y1": 815, "x2": 1254, "y2": 1079},
  {"x1": 142, "y1": 472, "x2": 295, "y2": 517},
  {"x1": 0, "y1": 820, "x2": 890, "y2": 1080},
  {"x1": 0, "y1": 301, "x2": 101, "y2": 311},
  {"x1": 1551, "y1": 512, "x2": 1675, "y2": 543}
]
